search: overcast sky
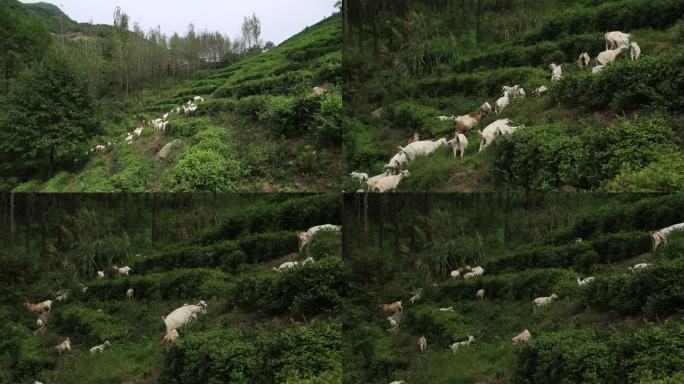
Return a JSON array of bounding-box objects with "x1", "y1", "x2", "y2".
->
[{"x1": 20, "y1": 0, "x2": 338, "y2": 44}]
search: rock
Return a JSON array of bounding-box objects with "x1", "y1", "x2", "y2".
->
[{"x1": 156, "y1": 139, "x2": 183, "y2": 160}]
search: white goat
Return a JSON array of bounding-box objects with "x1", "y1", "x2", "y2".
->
[
  {"x1": 162, "y1": 301, "x2": 208, "y2": 333},
  {"x1": 55, "y1": 337, "x2": 71, "y2": 355},
  {"x1": 495, "y1": 94, "x2": 510, "y2": 114},
  {"x1": 629, "y1": 263, "x2": 650, "y2": 272},
  {"x1": 134, "y1": 127, "x2": 144, "y2": 137},
  {"x1": 450, "y1": 335, "x2": 475, "y2": 352},
  {"x1": 164, "y1": 328, "x2": 180, "y2": 343},
  {"x1": 97, "y1": 270, "x2": 105, "y2": 279},
  {"x1": 605, "y1": 31, "x2": 631, "y2": 50},
  {"x1": 127, "y1": 288, "x2": 134, "y2": 300},
  {"x1": 512, "y1": 329, "x2": 531, "y2": 346},
  {"x1": 450, "y1": 270, "x2": 461, "y2": 278},
  {"x1": 298, "y1": 224, "x2": 341, "y2": 249},
  {"x1": 476, "y1": 289, "x2": 485, "y2": 300},
  {"x1": 384, "y1": 152, "x2": 409, "y2": 174},
  {"x1": 193, "y1": 96, "x2": 205, "y2": 103},
  {"x1": 533, "y1": 85, "x2": 548, "y2": 95},
  {"x1": 438, "y1": 307, "x2": 454, "y2": 312},
  {"x1": 533, "y1": 293, "x2": 558, "y2": 308},
  {"x1": 448, "y1": 134, "x2": 468, "y2": 159},
  {"x1": 367, "y1": 170, "x2": 392, "y2": 190},
  {"x1": 373, "y1": 170, "x2": 410, "y2": 193},
  {"x1": 112, "y1": 265, "x2": 132, "y2": 276},
  {"x1": 89, "y1": 340, "x2": 110, "y2": 354},
  {"x1": 478, "y1": 119, "x2": 512, "y2": 152},
  {"x1": 597, "y1": 45, "x2": 628, "y2": 66},
  {"x1": 409, "y1": 288, "x2": 423, "y2": 304},
  {"x1": 651, "y1": 223, "x2": 684, "y2": 251},
  {"x1": 576, "y1": 277, "x2": 595, "y2": 286},
  {"x1": 418, "y1": 336, "x2": 427, "y2": 352},
  {"x1": 577, "y1": 52, "x2": 591, "y2": 69},
  {"x1": 630, "y1": 42, "x2": 641, "y2": 60},
  {"x1": 274, "y1": 261, "x2": 298, "y2": 271},
  {"x1": 437, "y1": 115, "x2": 454, "y2": 121},
  {"x1": 549, "y1": 63, "x2": 562, "y2": 81},
  {"x1": 592, "y1": 65, "x2": 605, "y2": 74},
  {"x1": 398, "y1": 138, "x2": 449, "y2": 162},
  {"x1": 350, "y1": 172, "x2": 369, "y2": 182}
]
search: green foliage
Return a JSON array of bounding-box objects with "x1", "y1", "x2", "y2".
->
[
  {"x1": 258, "y1": 95, "x2": 321, "y2": 137},
  {"x1": 582, "y1": 260, "x2": 684, "y2": 317},
  {"x1": 110, "y1": 144, "x2": 152, "y2": 192},
  {"x1": 160, "y1": 322, "x2": 341, "y2": 384},
  {"x1": 512, "y1": 323, "x2": 684, "y2": 383},
  {"x1": 51, "y1": 304, "x2": 128, "y2": 347},
  {"x1": 416, "y1": 67, "x2": 548, "y2": 98},
  {"x1": 310, "y1": 93, "x2": 342, "y2": 145},
  {"x1": 230, "y1": 256, "x2": 347, "y2": 317},
  {"x1": 0, "y1": 323, "x2": 54, "y2": 383},
  {"x1": 489, "y1": 117, "x2": 680, "y2": 190},
  {"x1": 193, "y1": 98, "x2": 237, "y2": 116},
  {"x1": 196, "y1": 194, "x2": 341, "y2": 243},
  {"x1": 385, "y1": 101, "x2": 443, "y2": 137},
  {"x1": 235, "y1": 95, "x2": 269, "y2": 119},
  {"x1": 520, "y1": 0, "x2": 684, "y2": 44},
  {"x1": 555, "y1": 49, "x2": 684, "y2": 112}
]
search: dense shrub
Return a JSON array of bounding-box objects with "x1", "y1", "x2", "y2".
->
[
  {"x1": 554, "y1": 48, "x2": 684, "y2": 112},
  {"x1": 195, "y1": 194, "x2": 340, "y2": 243},
  {"x1": 548, "y1": 195, "x2": 684, "y2": 242},
  {"x1": 192, "y1": 98, "x2": 237, "y2": 116},
  {"x1": 512, "y1": 322, "x2": 684, "y2": 383},
  {"x1": 229, "y1": 256, "x2": 347, "y2": 317},
  {"x1": 385, "y1": 101, "x2": 443, "y2": 137},
  {"x1": 258, "y1": 95, "x2": 321, "y2": 137},
  {"x1": 519, "y1": 0, "x2": 684, "y2": 44},
  {"x1": 436, "y1": 268, "x2": 575, "y2": 302},
  {"x1": 487, "y1": 231, "x2": 651, "y2": 273},
  {"x1": 166, "y1": 118, "x2": 212, "y2": 137},
  {"x1": 310, "y1": 93, "x2": 342, "y2": 145},
  {"x1": 51, "y1": 304, "x2": 128, "y2": 346},
  {"x1": 0, "y1": 324, "x2": 54, "y2": 383},
  {"x1": 165, "y1": 149, "x2": 242, "y2": 192},
  {"x1": 214, "y1": 70, "x2": 313, "y2": 98},
  {"x1": 582, "y1": 260, "x2": 684, "y2": 317},
  {"x1": 402, "y1": 304, "x2": 475, "y2": 348},
  {"x1": 314, "y1": 51, "x2": 342, "y2": 84},
  {"x1": 160, "y1": 322, "x2": 341, "y2": 384},
  {"x1": 489, "y1": 117, "x2": 680, "y2": 190},
  {"x1": 135, "y1": 231, "x2": 298, "y2": 272},
  {"x1": 235, "y1": 95, "x2": 269, "y2": 119},
  {"x1": 110, "y1": 145, "x2": 151, "y2": 192},
  {"x1": 84, "y1": 268, "x2": 234, "y2": 302}
]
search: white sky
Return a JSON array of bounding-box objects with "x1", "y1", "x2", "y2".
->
[{"x1": 20, "y1": 0, "x2": 338, "y2": 44}]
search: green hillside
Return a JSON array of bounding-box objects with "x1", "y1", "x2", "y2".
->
[
  {"x1": 343, "y1": 193, "x2": 684, "y2": 383},
  {"x1": 1, "y1": 0, "x2": 76, "y2": 32},
  {"x1": 0, "y1": 194, "x2": 344, "y2": 383},
  {"x1": 344, "y1": 0, "x2": 684, "y2": 192},
  {"x1": 1, "y1": 2, "x2": 341, "y2": 192}
]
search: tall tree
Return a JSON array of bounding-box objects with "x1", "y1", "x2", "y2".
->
[
  {"x1": 241, "y1": 13, "x2": 263, "y2": 52},
  {"x1": 0, "y1": 48, "x2": 99, "y2": 178}
]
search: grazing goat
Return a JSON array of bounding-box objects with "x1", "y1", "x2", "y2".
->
[
  {"x1": 193, "y1": 96, "x2": 205, "y2": 103},
  {"x1": 97, "y1": 270, "x2": 105, "y2": 279},
  {"x1": 592, "y1": 65, "x2": 605, "y2": 74},
  {"x1": 450, "y1": 335, "x2": 475, "y2": 351},
  {"x1": 134, "y1": 127, "x2": 144, "y2": 137},
  {"x1": 454, "y1": 109, "x2": 488, "y2": 135},
  {"x1": 163, "y1": 301, "x2": 208, "y2": 333},
  {"x1": 577, "y1": 52, "x2": 591, "y2": 69},
  {"x1": 576, "y1": 277, "x2": 595, "y2": 286},
  {"x1": 164, "y1": 328, "x2": 180, "y2": 343},
  {"x1": 437, "y1": 115, "x2": 454, "y2": 122},
  {"x1": 597, "y1": 45, "x2": 628, "y2": 66},
  {"x1": 125, "y1": 134, "x2": 134, "y2": 145},
  {"x1": 629, "y1": 263, "x2": 650, "y2": 272},
  {"x1": 630, "y1": 42, "x2": 641, "y2": 60},
  {"x1": 127, "y1": 288, "x2": 134, "y2": 300},
  {"x1": 533, "y1": 293, "x2": 558, "y2": 308},
  {"x1": 549, "y1": 63, "x2": 562, "y2": 81},
  {"x1": 55, "y1": 337, "x2": 71, "y2": 355},
  {"x1": 651, "y1": 223, "x2": 684, "y2": 251},
  {"x1": 350, "y1": 172, "x2": 369, "y2": 182},
  {"x1": 399, "y1": 139, "x2": 449, "y2": 162},
  {"x1": 448, "y1": 134, "x2": 468, "y2": 159},
  {"x1": 89, "y1": 340, "x2": 110, "y2": 354},
  {"x1": 495, "y1": 94, "x2": 510, "y2": 114},
  {"x1": 605, "y1": 31, "x2": 631, "y2": 50},
  {"x1": 298, "y1": 224, "x2": 341, "y2": 249},
  {"x1": 367, "y1": 170, "x2": 392, "y2": 190},
  {"x1": 24, "y1": 300, "x2": 51, "y2": 314},
  {"x1": 389, "y1": 381, "x2": 406, "y2": 384},
  {"x1": 274, "y1": 261, "x2": 298, "y2": 271},
  {"x1": 112, "y1": 265, "x2": 132, "y2": 276},
  {"x1": 438, "y1": 307, "x2": 454, "y2": 312},
  {"x1": 373, "y1": 170, "x2": 410, "y2": 192},
  {"x1": 408, "y1": 132, "x2": 420, "y2": 144},
  {"x1": 313, "y1": 86, "x2": 327, "y2": 96},
  {"x1": 409, "y1": 288, "x2": 423, "y2": 304},
  {"x1": 476, "y1": 289, "x2": 485, "y2": 300},
  {"x1": 378, "y1": 301, "x2": 402, "y2": 315},
  {"x1": 418, "y1": 336, "x2": 427, "y2": 352},
  {"x1": 450, "y1": 270, "x2": 461, "y2": 278},
  {"x1": 533, "y1": 85, "x2": 548, "y2": 95},
  {"x1": 512, "y1": 330, "x2": 531, "y2": 346},
  {"x1": 384, "y1": 152, "x2": 409, "y2": 174}
]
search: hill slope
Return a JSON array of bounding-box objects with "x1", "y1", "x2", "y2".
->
[
  {"x1": 11, "y1": 12, "x2": 342, "y2": 192},
  {"x1": 0, "y1": 194, "x2": 344, "y2": 383},
  {"x1": 343, "y1": 193, "x2": 684, "y2": 383},
  {"x1": 344, "y1": 0, "x2": 684, "y2": 192}
]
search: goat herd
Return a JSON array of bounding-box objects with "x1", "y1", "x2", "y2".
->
[
  {"x1": 350, "y1": 31, "x2": 643, "y2": 192},
  {"x1": 86, "y1": 96, "x2": 205, "y2": 157},
  {"x1": 378, "y1": 222, "x2": 683, "y2": 384},
  {"x1": 22, "y1": 223, "x2": 341, "y2": 384}
]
